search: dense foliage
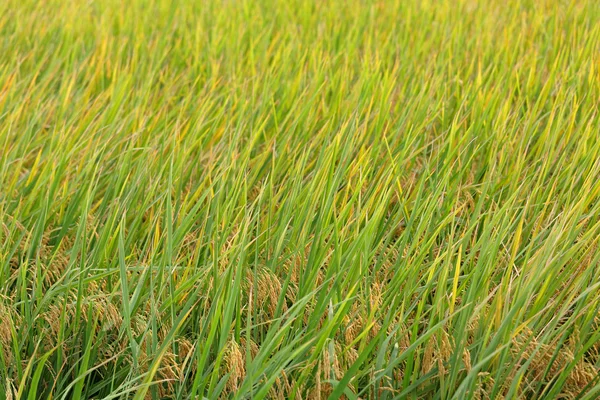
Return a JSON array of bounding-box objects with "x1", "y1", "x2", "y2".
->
[{"x1": 1, "y1": 0, "x2": 599, "y2": 398}]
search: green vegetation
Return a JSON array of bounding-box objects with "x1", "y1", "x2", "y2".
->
[{"x1": 1, "y1": 0, "x2": 600, "y2": 398}]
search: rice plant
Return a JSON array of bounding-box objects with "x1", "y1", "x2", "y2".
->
[{"x1": 1, "y1": 0, "x2": 599, "y2": 398}]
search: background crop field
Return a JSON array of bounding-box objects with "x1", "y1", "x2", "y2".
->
[{"x1": 1, "y1": 0, "x2": 600, "y2": 398}]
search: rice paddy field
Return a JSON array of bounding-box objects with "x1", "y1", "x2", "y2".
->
[{"x1": 1, "y1": 0, "x2": 600, "y2": 398}]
